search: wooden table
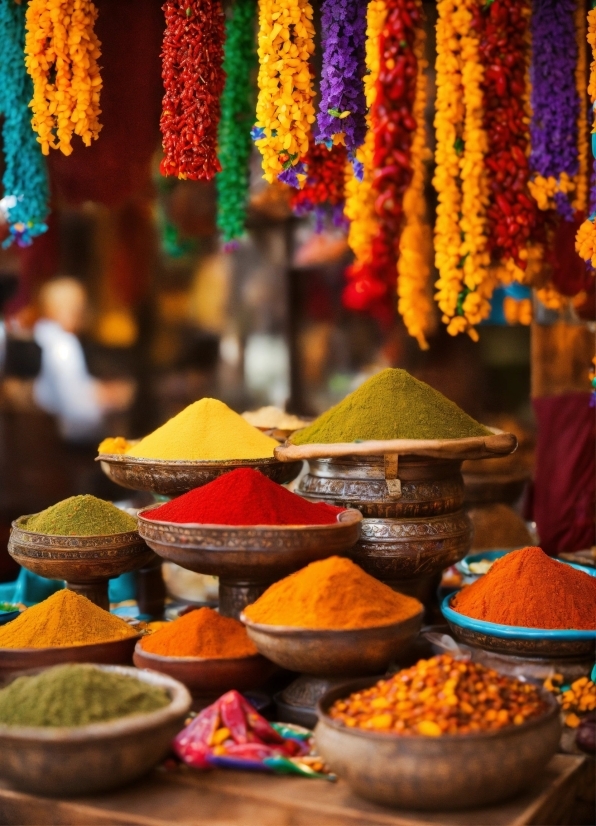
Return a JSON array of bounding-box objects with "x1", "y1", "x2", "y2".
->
[{"x1": 0, "y1": 754, "x2": 592, "y2": 826}]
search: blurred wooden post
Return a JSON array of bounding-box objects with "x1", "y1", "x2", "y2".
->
[{"x1": 531, "y1": 322, "x2": 594, "y2": 398}]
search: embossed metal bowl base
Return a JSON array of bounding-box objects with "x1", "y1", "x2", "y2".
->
[
  {"x1": 0, "y1": 665, "x2": 191, "y2": 796},
  {"x1": 0, "y1": 634, "x2": 141, "y2": 678},
  {"x1": 98, "y1": 454, "x2": 303, "y2": 497},
  {"x1": 242, "y1": 611, "x2": 423, "y2": 677},
  {"x1": 8, "y1": 519, "x2": 156, "y2": 610},
  {"x1": 315, "y1": 679, "x2": 561, "y2": 811},
  {"x1": 275, "y1": 675, "x2": 362, "y2": 729}
]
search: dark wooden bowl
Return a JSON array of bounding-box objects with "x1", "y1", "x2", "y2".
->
[{"x1": 0, "y1": 634, "x2": 141, "y2": 678}]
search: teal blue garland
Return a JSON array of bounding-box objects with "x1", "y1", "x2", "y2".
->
[
  {"x1": 0, "y1": 0, "x2": 49, "y2": 248},
  {"x1": 216, "y1": 0, "x2": 257, "y2": 248}
]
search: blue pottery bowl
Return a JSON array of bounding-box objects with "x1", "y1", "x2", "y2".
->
[
  {"x1": 457, "y1": 550, "x2": 596, "y2": 580},
  {"x1": 0, "y1": 605, "x2": 21, "y2": 626}
]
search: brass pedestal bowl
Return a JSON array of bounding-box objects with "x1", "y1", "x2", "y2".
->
[
  {"x1": 0, "y1": 634, "x2": 141, "y2": 678},
  {"x1": 0, "y1": 666, "x2": 191, "y2": 797},
  {"x1": 133, "y1": 643, "x2": 277, "y2": 704},
  {"x1": 315, "y1": 679, "x2": 561, "y2": 811},
  {"x1": 8, "y1": 519, "x2": 156, "y2": 611},
  {"x1": 137, "y1": 508, "x2": 362, "y2": 619},
  {"x1": 97, "y1": 454, "x2": 303, "y2": 497}
]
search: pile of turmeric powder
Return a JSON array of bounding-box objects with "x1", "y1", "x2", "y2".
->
[
  {"x1": 0, "y1": 590, "x2": 137, "y2": 648},
  {"x1": 140, "y1": 607, "x2": 258, "y2": 659},
  {"x1": 243, "y1": 556, "x2": 423, "y2": 630}
]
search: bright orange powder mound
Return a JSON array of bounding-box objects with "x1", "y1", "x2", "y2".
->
[
  {"x1": 140, "y1": 607, "x2": 257, "y2": 658},
  {"x1": 452, "y1": 546, "x2": 596, "y2": 630}
]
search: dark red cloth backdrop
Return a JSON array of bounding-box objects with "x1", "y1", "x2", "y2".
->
[{"x1": 532, "y1": 392, "x2": 596, "y2": 556}]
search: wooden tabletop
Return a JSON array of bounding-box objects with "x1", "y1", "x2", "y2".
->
[{"x1": 0, "y1": 754, "x2": 591, "y2": 826}]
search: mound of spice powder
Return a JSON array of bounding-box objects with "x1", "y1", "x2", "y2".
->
[
  {"x1": 24, "y1": 495, "x2": 137, "y2": 536},
  {"x1": 291, "y1": 368, "x2": 491, "y2": 444},
  {"x1": 0, "y1": 590, "x2": 138, "y2": 648},
  {"x1": 144, "y1": 468, "x2": 344, "y2": 526},
  {"x1": 243, "y1": 556, "x2": 423, "y2": 629},
  {"x1": 328, "y1": 655, "x2": 549, "y2": 735},
  {"x1": 452, "y1": 546, "x2": 596, "y2": 630},
  {"x1": 0, "y1": 664, "x2": 169, "y2": 727},
  {"x1": 141, "y1": 607, "x2": 258, "y2": 658},
  {"x1": 126, "y1": 398, "x2": 278, "y2": 461}
]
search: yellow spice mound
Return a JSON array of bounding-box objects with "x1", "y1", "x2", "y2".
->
[
  {"x1": 126, "y1": 398, "x2": 279, "y2": 461},
  {"x1": 0, "y1": 590, "x2": 138, "y2": 649},
  {"x1": 243, "y1": 556, "x2": 423, "y2": 630}
]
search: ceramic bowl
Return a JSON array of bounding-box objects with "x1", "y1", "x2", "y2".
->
[
  {"x1": 0, "y1": 606, "x2": 20, "y2": 626},
  {"x1": 0, "y1": 634, "x2": 141, "y2": 677},
  {"x1": 0, "y1": 665, "x2": 191, "y2": 796},
  {"x1": 456, "y1": 550, "x2": 596, "y2": 579},
  {"x1": 315, "y1": 678, "x2": 561, "y2": 810}
]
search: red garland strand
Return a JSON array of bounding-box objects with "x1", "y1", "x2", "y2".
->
[
  {"x1": 160, "y1": 0, "x2": 225, "y2": 181},
  {"x1": 474, "y1": 0, "x2": 539, "y2": 270},
  {"x1": 290, "y1": 141, "x2": 346, "y2": 220}
]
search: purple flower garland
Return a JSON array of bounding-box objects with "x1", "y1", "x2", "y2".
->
[
  {"x1": 530, "y1": 0, "x2": 579, "y2": 221},
  {"x1": 316, "y1": 0, "x2": 367, "y2": 157}
]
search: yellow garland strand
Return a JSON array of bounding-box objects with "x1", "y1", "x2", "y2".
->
[
  {"x1": 574, "y1": 0, "x2": 588, "y2": 214},
  {"x1": 24, "y1": 0, "x2": 102, "y2": 156},
  {"x1": 254, "y1": 0, "x2": 316, "y2": 183},
  {"x1": 397, "y1": 21, "x2": 434, "y2": 349},
  {"x1": 344, "y1": 0, "x2": 386, "y2": 266},
  {"x1": 576, "y1": 7, "x2": 596, "y2": 266}
]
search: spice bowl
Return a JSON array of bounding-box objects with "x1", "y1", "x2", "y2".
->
[
  {"x1": 8, "y1": 517, "x2": 156, "y2": 611},
  {"x1": 97, "y1": 454, "x2": 303, "y2": 497},
  {"x1": 0, "y1": 634, "x2": 142, "y2": 678},
  {"x1": 241, "y1": 611, "x2": 423, "y2": 677},
  {"x1": 0, "y1": 665, "x2": 191, "y2": 797},
  {"x1": 441, "y1": 593, "x2": 596, "y2": 659},
  {"x1": 133, "y1": 643, "x2": 277, "y2": 702},
  {"x1": 315, "y1": 678, "x2": 561, "y2": 811}
]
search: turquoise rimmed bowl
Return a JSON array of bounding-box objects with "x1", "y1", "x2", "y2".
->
[
  {"x1": 442, "y1": 592, "x2": 596, "y2": 659},
  {"x1": 457, "y1": 550, "x2": 595, "y2": 580}
]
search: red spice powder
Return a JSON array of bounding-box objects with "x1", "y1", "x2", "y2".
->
[
  {"x1": 452, "y1": 546, "x2": 596, "y2": 630},
  {"x1": 145, "y1": 468, "x2": 345, "y2": 526}
]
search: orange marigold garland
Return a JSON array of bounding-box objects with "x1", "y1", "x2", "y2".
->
[
  {"x1": 24, "y1": 0, "x2": 102, "y2": 156},
  {"x1": 160, "y1": 0, "x2": 225, "y2": 180},
  {"x1": 576, "y1": 7, "x2": 596, "y2": 267}
]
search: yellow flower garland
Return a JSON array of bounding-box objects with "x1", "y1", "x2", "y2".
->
[
  {"x1": 24, "y1": 0, "x2": 102, "y2": 156},
  {"x1": 397, "y1": 21, "x2": 434, "y2": 350},
  {"x1": 254, "y1": 0, "x2": 316, "y2": 183},
  {"x1": 344, "y1": 0, "x2": 386, "y2": 267},
  {"x1": 576, "y1": 7, "x2": 596, "y2": 266}
]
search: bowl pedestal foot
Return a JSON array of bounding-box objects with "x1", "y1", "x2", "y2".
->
[
  {"x1": 219, "y1": 580, "x2": 270, "y2": 620},
  {"x1": 66, "y1": 578, "x2": 109, "y2": 611}
]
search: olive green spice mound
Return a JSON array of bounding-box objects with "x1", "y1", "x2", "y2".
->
[
  {"x1": 0, "y1": 664, "x2": 170, "y2": 727},
  {"x1": 24, "y1": 495, "x2": 137, "y2": 536},
  {"x1": 291, "y1": 369, "x2": 491, "y2": 445}
]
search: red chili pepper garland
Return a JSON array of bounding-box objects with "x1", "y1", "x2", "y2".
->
[
  {"x1": 290, "y1": 141, "x2": 347, "y2": 225},
  {"x1": 160, "y1": 0, "x2": 225, "y2": 181},
  {"x1": 474, "y1": 0, "x2": 539, "y2": 271}
]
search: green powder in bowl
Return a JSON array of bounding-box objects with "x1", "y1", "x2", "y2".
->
[
  {"x1": 291, "y1": 368, "x2": 491, "y2": 445},
  {"x1": 0, "y1": 664, "x2": 170, "y2": 727},
  {"x1": 23, "y1": 495, "x2": 137, "y2": 536}
]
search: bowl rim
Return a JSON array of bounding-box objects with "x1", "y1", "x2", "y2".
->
[
  {"x1": 442, "y1": 592, "x2": 596, "y2": 639},
  {"x1": 10, "y1": 515, "x2": 141, "y2": 543},
  {"x1": 316, "y1": 676, "x2": 560, "y2": 743},
  {"x1": 134, "y1": 639, "x2": 265, "y2": 664},
  {"x1": 137, "y1": 505, "x2": 363, "y2": 533},
  {"x1": 0, "y1": 664, "x2": 191, "y2": 741},
  {"x1": 241, "y1": 608, "x2": 424, "y2": 637},
  {"x1": 0, "y1": 632, "x2": 143, "y2": 656},
  {"x1": 457, "y1": 550, "x2": 596, "y2": 578},
  {"x1": 96, "y1": 454, "x2": 288, "y2": 467}
]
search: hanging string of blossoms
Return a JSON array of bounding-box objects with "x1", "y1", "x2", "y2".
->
[
  {"x1": 316, "y1": 0, "x2": 367, "y2": 162},
  {"x1": 396, "y1": 18, "x2": 434, "y2": 349},
  {"x1": 24, "y1": 0, "x2": 102, "y2": 156},
  {"x1": 574, "y1": 0, "x2": 589, "y2": 216},
  {"x1": 528, "y1": 0, "x2": 579, "y2": 220},
  {"x1": 290, "y1": 140, "x2": 347, "y2": 230},
  {"x1": 216, "y1": 0, "x2": 257, "y2": 247},
  {"x1": 575, "y1": 6, "x2": 596, "y2": 267},
  {"x1": 0, "y1": 0, "x2": 49, "y2": 247},
  {"x1": 252, "y1": 0, "x2": 315, "y2": 186}
]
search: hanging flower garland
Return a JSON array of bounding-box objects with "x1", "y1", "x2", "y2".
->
[
  {"x1": 574, "y1": 0, "x2": 589, "y2": 216},
  {"x1": 161, "y1": 0, "x2": 225, "y2": 181},
  {"x1": 24, "y1": 0, "x2": 102, "y2": 156},
  {"x1": 396, "y1": 19, "x2": 434, "y2": 349},
  {"x1": 216, "y1": 0, "x2": 257, "y2": 247},
  {"x1": 317, "y1": 0, "x2": 367, "y2": 159},
  {"x1": 0, "y1": 0, "x2": 49, "y2": 247},
  {"x1": 290, "y1": 140, "x2": 347, "y2": 229},
  {"x1": 576, "y1": 7, "x2": 596, "y2": 267},
  {"x1": 528, "y1": 0, "x2": 579, "y2": 221},
  {"x1": 252, "y1": 0, "x2": 316, "y2": 186}
]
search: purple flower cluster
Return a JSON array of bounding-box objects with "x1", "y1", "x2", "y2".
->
[
  {"x1": 529, "y1": 0, "x2": 579, "y2": 221},
  {"x1": 316, "y1": 0, "x2": 367, "y2": 154}
]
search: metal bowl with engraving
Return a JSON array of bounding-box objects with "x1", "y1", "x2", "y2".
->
[
  {"x1": 0, "y1": 634, "x2": 142, "y2": 677},
  {"x1": 0, "y1": 665, "x2": 191, "y2": 797},
  {"x1": 8, "y1": 518, "x2": 156, "y2": 611},
  {"x1": 137, "y1": 507, "x2": 362, "y2": 618},
  {"x1": 97, "y1": 454, "x2": 303, "y2": 497},
  {"x1": 241, "y1": 610, "x2": 423, "y2": 677},
  {"x1": 315, "y1": 678, "x2": 561, "y2": 811},
  {"x1": 442, "y1": 592, "x2": 596, "y2": 659}
]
